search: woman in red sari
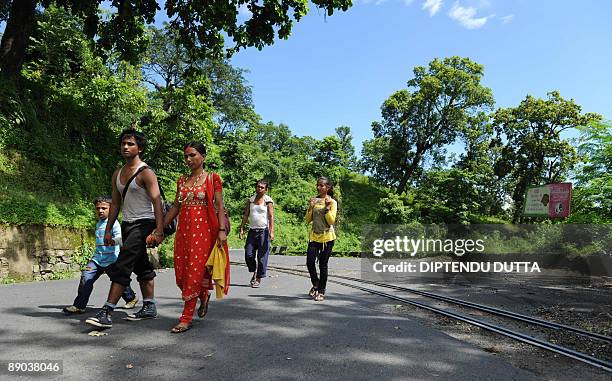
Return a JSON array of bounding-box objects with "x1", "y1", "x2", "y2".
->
[{"x1": 163, "y1": 141, "x2": 229, "y2": 333}]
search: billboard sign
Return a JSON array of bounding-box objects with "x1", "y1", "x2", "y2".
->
[{"x1": 523, "y1": 183, "x2": 572, "y2": 218}]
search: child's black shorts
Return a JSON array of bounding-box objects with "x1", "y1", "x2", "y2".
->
[{"x1": 106, "y1": 219, "x2": 157, "y2": 286}]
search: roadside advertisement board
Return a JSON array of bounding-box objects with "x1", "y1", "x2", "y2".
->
[{"x1": 523, "y1": 183, "x2": 572, "y2": 218}]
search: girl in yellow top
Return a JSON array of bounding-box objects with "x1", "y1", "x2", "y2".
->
[{"x1": 305, "y1": 177, "x2": 338, "y2": 301}]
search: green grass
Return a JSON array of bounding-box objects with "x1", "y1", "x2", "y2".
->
[
  {"x1": 49, "y1": 270, "x2": 79, "y2": 280},
  {"x1": 0, "y1": 272, "x2": 33, "y2": 284},
  {"x1": 0, "y1": 149, "x2": 94, "y2": 227}
]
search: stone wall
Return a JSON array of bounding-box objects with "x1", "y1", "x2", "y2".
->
[
  {"x1": 0, "y1": 225, "x2": 86, "y2": 281},
  {"x1": 0, "y1": 224, "x2": 161, "y2": 281}
]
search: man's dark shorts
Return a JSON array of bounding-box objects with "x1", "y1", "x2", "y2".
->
[{"x1": 106, "y1": 219, "x2": 156, "y2": 286}]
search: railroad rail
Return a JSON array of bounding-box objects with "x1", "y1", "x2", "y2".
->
[{"x1": 232, "y1": 262, "x2": 612, "y2": 372}]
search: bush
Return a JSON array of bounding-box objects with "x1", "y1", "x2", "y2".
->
[{"x1": 376, "y1": 193, "x2": 413, "y2": 224}]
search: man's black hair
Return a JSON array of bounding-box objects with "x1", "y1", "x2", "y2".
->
[{"x1": 120, "y1": 128, "x2": 148, "y2": 158}]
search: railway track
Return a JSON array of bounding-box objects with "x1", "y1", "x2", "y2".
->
[{"x1": 232, "y1": 261, "x2": 612, "y2": 372}]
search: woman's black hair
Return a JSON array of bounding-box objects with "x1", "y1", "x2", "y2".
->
[
  {"x1": 93, "y1": 196, "x2": 112, "y2": 205},
  {"x1": 317, "y1": 176, "x2": 334, "y2": 198},
  {"x1": 256, "y1": 179, "x2": 269, "y2": 190},
  {"x1": 184, "y1": 141, "x2": 207, "y2": 156},
  {"x1": 119, "y1": 129, "x2": 147, "y2": 158}
]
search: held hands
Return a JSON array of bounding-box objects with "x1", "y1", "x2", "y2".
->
[{"x1": 103, "y1": 230, "x2": 115, "y2": 246}]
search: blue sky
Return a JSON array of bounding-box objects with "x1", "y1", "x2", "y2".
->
[
  {"x1": 225, "y1": 0, "x2": 612, "y2": 153},
  {"x1": 3, "y1": 1, "x2": 610, "y2": 154}
]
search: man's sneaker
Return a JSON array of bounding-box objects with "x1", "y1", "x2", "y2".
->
[
  {"x1": 122, "y1": 297, "x2": 139, "y2": 310},
  {"x1": 85, "y1": 306, "x2": 113, "y2": 328},
  {"x1": 125, "y1": 302, "x2": 157, "y2": 321},
  {"x1": 63, "y1": 305, "x2": 85, "y2": 314}
]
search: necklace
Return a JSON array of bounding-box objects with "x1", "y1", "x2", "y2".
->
[{"x1": 178, "y1": 171, "x2": 205, "y2": 203}]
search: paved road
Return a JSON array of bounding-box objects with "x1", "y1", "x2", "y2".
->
[{"x1": 0, "y1": 251, "x2": 538, "y2": 380}]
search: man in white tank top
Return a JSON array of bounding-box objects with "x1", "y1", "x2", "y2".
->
[
  {"x1": 239, "y1": 180, "x2": 274, "y2": 288},
  {"x1": 86, "y1": 129, "x2": 165, "y2": 329}
]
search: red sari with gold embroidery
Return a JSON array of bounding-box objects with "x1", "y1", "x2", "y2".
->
[{"x1": 174, "y1": 172, "x2": 227, "y2": 302}]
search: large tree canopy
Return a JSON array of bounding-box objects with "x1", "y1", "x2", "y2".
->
[
  {"x1": 362, "y1": 56, "x2": 494, "y2": 194},
  {"x1": 492, "y1": 91, "x2": 601, "y2": 222},
  {"x1": 143, "y1": 25, "x2": 259, "y2": 136},
  {"x1": 0, "y1": 0, "x2": 352, "y2": 78}
]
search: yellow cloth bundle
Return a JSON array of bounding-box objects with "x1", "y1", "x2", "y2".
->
[{"x1": 205, "y1": 242, "x2": 228, "y2": 299}]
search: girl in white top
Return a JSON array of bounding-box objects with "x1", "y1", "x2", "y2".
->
[{"x1": 239, "y1": 180, "x2": 274, "y2": 287}]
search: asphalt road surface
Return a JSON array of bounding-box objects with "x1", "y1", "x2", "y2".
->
[{"x1": 0, "y1": 251, "x2": 538, "y2": 380}]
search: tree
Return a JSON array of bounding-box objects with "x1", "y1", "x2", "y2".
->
[
  {"x1": 218, "y1": 122, "x2": 320, "y2": 217},
  {"x1": 492, "y1": 91, "x2": 601, "y2": 222},
  {"x1": 143, "y1": 25, "x2": 258, "y2": 136},
  {"x1": 0, "y1": 0, "x2": 352, "y2": 79},
  {"x1": 141, "y1": 75, "x2": 217, "y2": 188},
  {"x1": 315, "y1": 135, "x2": 344, "y2": 167},
  {"x1": 361, "y1": 57, "x2": 494, "y2": 194},
  {"x1": 335, "y1": 125, "x2": 357, "y2": 169},
  {"x1": 7, "y1": 6, "x2": 150, "y2": 198},
  {"x1": 569, "y1": 121, "x2": 612, "y2": 223},
  {"x1": 455, "y1": 112, "x2": 505, "y2": 216},
  {"x1": 0, "y1": 0, "x2": 37, "y2": 78},
  {"x1": 412, "y1": 168, "x2": 482, "y2": 224}
]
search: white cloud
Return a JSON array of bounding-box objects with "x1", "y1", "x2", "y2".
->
[
  {"x1": 448, "y1": 2, "x2": 493, "y2": 29},
  {"x1": 423, "y1": 0, "x2": 443, "y2": 16},
  {"x1": 501, "y1": 14, "x2": 514, "y2": 24}
]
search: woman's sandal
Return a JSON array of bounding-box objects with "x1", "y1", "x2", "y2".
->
[
  {"x1": 314, "y1": 293, "x2": 325, "y2": 301},
  {"x1": 308, "y1": 287, "x2": 318, "y2": 298},
  {"x1": 171, "y1": 323, "x2": 192, "y2": 334},
  {"x1": 198, "y1": 292, "x2": 210, "y2": 318}
]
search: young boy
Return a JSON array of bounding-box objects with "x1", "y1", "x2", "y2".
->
[
  {"x1": 63, "y1": 196, "x2": 138, "y2": 314},
  {"x1": 239, "y1": 179, "x2": 274, "y2": 288}
]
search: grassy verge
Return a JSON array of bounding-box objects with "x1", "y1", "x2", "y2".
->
[{"x1": 0, "y1": 149, "x2": 93, "y2": 227}]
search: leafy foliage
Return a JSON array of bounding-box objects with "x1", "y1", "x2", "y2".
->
[
  {"x1": 0, "y1": 5, "x2": 608, "y2": 259},
  {"x1": 11, "y1": 6, "x2": 148, "y2": 199},
  {"x1": 143, "y1": 25, "x2": 258, "y2": 137},
  {"x1": 362, "y1": 57, "x2": 494, "y2": 194},
  {"x1": 493, "y1": 91, "x2": 601, "y2": 221},
  {"x1": 0, "y1": 0, "x2": 353, "y2": 78},
  {"x1": 569, "y1": 121, "x2": 612, "y2": 223}
]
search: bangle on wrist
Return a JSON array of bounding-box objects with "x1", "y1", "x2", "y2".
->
[
  {"x1": 219, "y1": 228, "x2": 226, "y2": 232},
  {"x1": 152, "y1": 231, "x2": 163, "y2": 237}
]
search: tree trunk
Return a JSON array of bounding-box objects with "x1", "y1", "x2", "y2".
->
[
  {"x1": 0, "y1": 0, "x2": 37, "y2": 80},
  {"x1": 396, "y1": 153, "x2": 422, "y2": 194}
]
